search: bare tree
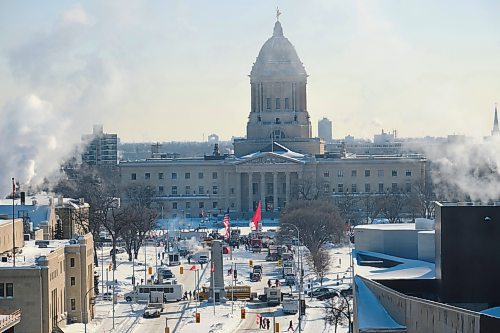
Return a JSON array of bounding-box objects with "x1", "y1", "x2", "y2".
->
[
  {"x1": 323, "y1": 296, "x2": 351, "y2": 333},
  {"x1": 307, "y1": 248, "x2": 331, "y2": 286},
  {"x1": 334, "y1": 191, "x2": 361, "y2": 225},
  {"x1": 280, "y1": 200, "x2": 345, "y2": 257},
  {"x1": 364, "y1": 193, "x2": 381, "y2": 224},
  {"x1": 53, "y1": 166, "x2": 119, "y2": 266},
  {"x1": 297, "y1": 176, "x2": 320, "y2": 201},
  {"x1": 377, "y1": 189, "x2": 407, "y2": 223}
]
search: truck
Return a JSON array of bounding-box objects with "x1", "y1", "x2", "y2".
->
[
  {"x1": 168, "y1": 253, "x2": 180, "y2": 266},
  {"x1": 143, "y1": 291, "x2": 164, "y2": 318},
  {"x1": 282, "y1": 297, "x2": 299, "y2": 314},
  {"x1": 264, "y1": 286, "x2": 281, "y2": 306}
]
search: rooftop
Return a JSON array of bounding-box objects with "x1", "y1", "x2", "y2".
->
[{"x1": 0, "y1": 240, "x2": 68, "y2": 268}]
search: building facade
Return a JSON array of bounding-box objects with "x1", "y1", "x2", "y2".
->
[
  {"x1": 82, "y1": 125, "x2": 118, "y2": 167},
  {"x1": 318, "y1": 117, "x2": 333, "y2": 143},
  {"x1": 119, "y1": 19, "x2": 427, "y2": 219},
  {"x1": 0, "y1": 233, "x2": 94, "y2": 333}
]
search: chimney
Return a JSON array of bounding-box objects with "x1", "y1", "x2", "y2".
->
[{"x1": 20, "y1": 192, "x2": 26, "y2": 205}]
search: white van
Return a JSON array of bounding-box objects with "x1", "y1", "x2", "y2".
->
[{"x1": 124, "y1": 284, "x2": 183, "y2": 302}]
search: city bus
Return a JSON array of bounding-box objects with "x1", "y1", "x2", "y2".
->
[{"x1": 124, "y1": 283, "x2": 183, "y2": 302}]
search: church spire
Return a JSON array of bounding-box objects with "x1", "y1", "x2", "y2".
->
[{"x1": 492, "y1": 104, "x2": 499, "y2": 136}]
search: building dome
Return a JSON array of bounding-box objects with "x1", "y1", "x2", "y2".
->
[{"x1": 251, "y1": 21, "x2": 307, "y2": 78}]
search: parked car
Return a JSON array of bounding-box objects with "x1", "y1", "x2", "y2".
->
[{"x1": 307, "y1": 287, "x2": 331, "y2": 297}]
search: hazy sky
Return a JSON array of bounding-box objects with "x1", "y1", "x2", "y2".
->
[{"x1": 2, "y1": 0, "x2": 500, "y2": 143}]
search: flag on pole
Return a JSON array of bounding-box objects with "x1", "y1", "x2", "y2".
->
[
  {"x1": 210, "y1": 262, "x2": 214, "y2": 273},
  {"x1": 11, "y1": 178, "x2": 15, "y2": 197},
  {"x1": 223, "y1": 208, "x2": 230, "y2": 238},
  {"x1": 250, "y1": 201, "x2": 262, "y2": 230},
  {"x1": 190, "y1": 265, "x2": 196, "y2": 271}
]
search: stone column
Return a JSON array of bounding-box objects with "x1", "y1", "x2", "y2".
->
[
  {"x1": 273, "y1": 172, "x2": 278, "y2": 212},
  {"x1": 285, "y1": 172, "x2": 290, "y2": 208},
  {"x1": 236, "y1": 173, "x2": 241, "y2": 213},
  {"x1": 260, "y1": 172, "x2": 266, "y2": 210},
  {"x1": 248, "y1": 172, "x2": 253, "y2": 212}
]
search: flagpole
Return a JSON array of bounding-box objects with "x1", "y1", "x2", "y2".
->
[{"x1": 11, "y1": 178, "x2": 15, "y2": 267}]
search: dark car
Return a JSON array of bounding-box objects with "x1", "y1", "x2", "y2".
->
[
  {"x1": 307, "y1": 287, "x2": 331, "y2": 297},
  {"x1": 250, "y1": 272, "x2": 262, "y2": 282},
  {"x1": 317, "y1": 290, "x2": 339, "y2": 301},
  {"x1": 109, "y1": 248, "x2": 125, "y2": 256},
  {"x1": 339, "y1": 287, "x2": 352, "y2": 297},
  {"x1": 162, "y1": 270, "x2": 175, "y2": 279}
]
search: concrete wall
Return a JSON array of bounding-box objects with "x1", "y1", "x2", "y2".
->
[
  {"x1": 0, "y1": 219, "x2": 24, "y2": 255},
  {"x1": 417, "y1": 231, "x2": 435, "y2": 263},
  {"x1": 354, "y1": 228, "x2": 419, "y2": 260},
  {"x1": 65, "y1": 233, "x2": 94, "y2": 323},
  {"x1": 356, "y1": 276, "x2": 482, "y2": 333}
]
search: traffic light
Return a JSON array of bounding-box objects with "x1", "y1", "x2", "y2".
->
[
  {"x1": 108, "y1": 263, "x2": 112, "y2": 271},
  {"x1": 148, "y1": 266, "x2": 153, "y2": 275},
  {"x1": 240, "y1": 308, "x2": 246, "y2": 319},
  {"x1": 233, "y1": 269, "x2": 238, "y2": 279},
  {"x1": 195, "y1": 312, "x2": 200, "y2": 323},
  {"x1": 278, "y1": 260, "x2": 282, "y2": 267},
  {"x1": 180, "y1": 266, "x2": 184, "y2": 274},
  {"x1": 300, "y1": 299, "x2": 306, "y2": 316},
  {"x1": 249, "y1": 260, "x2": 253, "y2": 267}
]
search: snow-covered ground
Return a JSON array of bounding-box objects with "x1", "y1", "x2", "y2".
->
[{"x1": 64, "y1": 227, "x2": 354, "y2": 333}]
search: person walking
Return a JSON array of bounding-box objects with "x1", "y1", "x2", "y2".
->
[
  {"x1": 183, "y1": 291, "x2": 188, "y2": 301},
  {"x1": 267, "y1": 279, "x2": 272, "y2": 288},
  {"x1": 266, "y1": 318, "x2": 270, "y2": 330},
  {"x1": 288, "y1": 319, "x2": 294, "y2": 331},
  {"x1": 259, "y1": 315, "x2": 264, "y2": 329},
  {"x1": 188, "y1": 290, "x2": 192, "y2": 300}
]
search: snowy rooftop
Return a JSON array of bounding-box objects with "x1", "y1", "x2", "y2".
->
[
  {"x1": 0, "y1": 240, "x2": 68, "y2": 268},
  {"x1": 354, "y1": 249, "x2": 435, "y2": 280},
  {"x1": 355, "y1": 224, "x2": 416, "y2": 231},
  {"x1": 355, "y1": 276, "x2": 406, "y2": 331}
]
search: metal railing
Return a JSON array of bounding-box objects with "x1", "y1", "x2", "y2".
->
[{"x1": 0, "y1": 309, "x2": 21, "y2": 330}]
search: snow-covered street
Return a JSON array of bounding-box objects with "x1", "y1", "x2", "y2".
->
[{"x1": 64, "y1": 227, "x2": 353, "y2": 333}]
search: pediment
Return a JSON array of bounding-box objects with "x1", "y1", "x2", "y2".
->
[{"x1": 236, "y1": 152, "x2": 303, "y2": 165}]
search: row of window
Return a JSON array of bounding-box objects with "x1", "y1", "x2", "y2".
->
[
  {"x1": 166, "y1": 185, "x2": 218, "y2": 195},
  {"x1": 172, "y1": 201, "x2": 218, "y2": 210},
  {"x1": 131, "y1": 172, "x2": 218, "y2": 181},
  {"x1": 322, "y1": 182, "x2": 412, "y2": 193},
  {"x1": 266, "y1": 97, "x2": 290, "y2": 110},
  {"x1": 324, "y1": 169, "x2": 412, "y2": 178},
  {"x1": 0, "y1": 282, "x2": 14, "y2": 298}
]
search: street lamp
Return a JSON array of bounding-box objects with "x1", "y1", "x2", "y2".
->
[
  {"x1": 280, "y1": 223, "x2": 303, "y2": 333},
  {"x1": 83, "y1": 286, "x2": 97, "y2": 333}
]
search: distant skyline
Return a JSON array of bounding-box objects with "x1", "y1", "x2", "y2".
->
[{"x1": 2, "y1": 1, "x2": 500, "y2": 143}]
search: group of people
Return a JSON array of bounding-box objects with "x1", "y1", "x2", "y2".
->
[
  {"x1": 258, "y1": 316, "x2": 294, "y2": 331},
  {"x1": 182, "y1": 290, "x2": 198, "y2": 301},
  {"x1": 267, "y1": 279, "x2": 280, "y2": 288}
]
